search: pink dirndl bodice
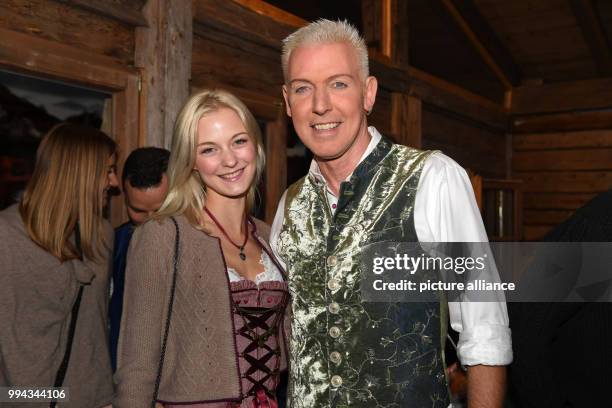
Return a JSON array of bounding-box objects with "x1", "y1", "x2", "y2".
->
[{"x1": 164, "y1": 252, "x2": 288, "y2": 408}]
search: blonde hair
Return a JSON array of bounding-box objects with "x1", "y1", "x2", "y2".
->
[
  {"x1": 19, "y1": 123, "x2": 117, "y2": 262},
  {"x1": 157, "y1": 89, "x2": 265, "y2": 227},
  {"x1": 281, "y1": 19, "x2": 369, "y2": 82}
]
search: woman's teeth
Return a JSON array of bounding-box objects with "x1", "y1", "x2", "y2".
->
[{"x1": 220, "y1": 169, "x2": 242, "y2": 180}]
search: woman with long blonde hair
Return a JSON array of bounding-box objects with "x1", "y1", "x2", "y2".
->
[
  {"x1": 0, "y1": 123, "x2": 118, "y2": 407},
  {"x1": 115, "y1": 89, "x2": 289, "y2": 408}
]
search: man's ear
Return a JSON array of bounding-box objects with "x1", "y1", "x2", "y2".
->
[
  {"x1": 363, "y1": 76, "x2": 378, "y2": 113},
  {"x1": 282, "y1": 85, "x2": 292, "y2": 117}
]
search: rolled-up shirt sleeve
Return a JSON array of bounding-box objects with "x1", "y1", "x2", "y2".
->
[{"x1": 415, "y1": 152, "x2": 513, "y2": 366}]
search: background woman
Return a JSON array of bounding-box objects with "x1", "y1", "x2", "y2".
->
[
  {"x1": 114, "y1": 89, "x2": 289, "y2": 408},
  {"x1": 0, "y1": 123, "x2": 118, "y2": 407}
]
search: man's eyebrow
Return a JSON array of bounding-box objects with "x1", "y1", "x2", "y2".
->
[
  {"x1": 288, "y1": 78, "x2": 313, "y2": 86},
  {"x1": 288, "y1": 74, "x2": 354, "y2": 85}
]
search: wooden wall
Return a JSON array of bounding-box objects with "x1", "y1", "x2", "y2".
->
[
  {"x1": 511, "y1": 80, "x2": 612, "y2": 240},
  {"x1": 0, "y1": 0, "x2": 139, "y2": 66}
]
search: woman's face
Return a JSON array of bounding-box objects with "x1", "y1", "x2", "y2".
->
[
  {"x1": 194, "y1": 107, "x2": 257, "y2": 201},
  {"x1": 103, "y1": 154, "x2": 119, "y2": 206}
]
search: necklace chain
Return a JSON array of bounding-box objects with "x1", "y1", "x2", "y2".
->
[{"x1": 204, "y1": 207, "x2": 248, "y2": 261}]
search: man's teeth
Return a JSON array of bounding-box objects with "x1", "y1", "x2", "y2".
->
[{"x1": 313, "y1": 122, "x2": 340, "y2": 130}]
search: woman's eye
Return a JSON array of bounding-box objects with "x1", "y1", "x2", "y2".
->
[
  {"x1": 234, "y1": 138, "x2": 248, "y2": 145},
  {"x1": 200, "y1": 147, "x2": 215, "y2": 155}
]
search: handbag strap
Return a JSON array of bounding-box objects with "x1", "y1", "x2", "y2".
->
[
  {"x1": 50, "y1": 223, "x2": 85, "y2": 408},
  {"x1": 151, "y1": 216, "x2": 181, "y2": 408}
]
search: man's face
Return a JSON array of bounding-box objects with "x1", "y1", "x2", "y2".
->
[
  {"x1": 283, "y1": 41, "x2": 377, "y2": 161},
  {"x1": 124, "y1": 174, "x2": 169, "y2": 225}
]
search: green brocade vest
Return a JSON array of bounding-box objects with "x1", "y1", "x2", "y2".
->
[{"x1": 276, "y1": 137, "x2": 450, "y2": 408}]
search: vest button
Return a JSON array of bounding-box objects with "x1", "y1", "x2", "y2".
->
[
  {"x1": 330, "y1": 375, "x2": 343, "y2": 387},
  {"x1": 327, "y1": 255, "x2": 338, "y2": 267},
  {"x1": 327, "y1": 279, "x2": 341, "y2": 291},
  {"x1": 330, "y1": 351, "x2": 342, "y2": 364},
  {"x1": 328, "y1": 302, "x2": 340, "y2": 314},
  {"x1": 329, "y1": 326, "x2": 341, "y2": 338}
]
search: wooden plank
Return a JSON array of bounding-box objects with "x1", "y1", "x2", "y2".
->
[
  {"x1": 524, "y1": 225, "x2": 554, "y2": 241},
  {"x1": 192, "y1": 80, "x2": 282, "y2": 122},
  {"x1": 0, "y1": 27, "x2": 132, "y2": 90},
  {"x1": 513, "y1": 148, "x2": 612, "y2": 171},
  {"x1": 135, "y1": 0, "x2": 192, "y2": 148},
  {"x1": 0, "y1": 0, "x2": 134, "y2": 65},
  {"x1": 442, "y1": 0, "x2": 521, "y2": 88},
  {"x1": 515, "y1": 171, "x2": 612, "y2": 193},
  {"x1": 391, "y1": 93, "x2": 422, "y2": 148},
  {"x1": 264, "y1": 114, "x2": 287, "y2": 224},
  {"x1": 513, "y1": 110, "x2": 612, "y2": 133},
  {"x1": 54, "y1": 0, "x2": 148, "y2": 27},
  {"x1": 405, "y1": 65, "x2": 508, "y2": 131},
  {"x1": 524, "y1": 209, "x2": 574, "y2": 225},
  {"x1": 191, "y1": 34, "x2": 283, "y2": 102},
  {"x1": 423, "y1": 140, "x2": 505, "y2": 179},
  {"x1": 193, "y1": 0, "x2": 299, "y2": 51},
  {"x1": 512, "y1": 78, "x2": 612, "y2": 114},
  {"x1": 514, "y1": 130, "x2": 612, "y2": 150},
  {"x1": 569, "y1": 0, "x2": 612, "y2": 76},
  {"x1": 368, "y1": 87, "x2": 394, "y2": 136},
  {"x1": 523, "y1": 192, "x2": 596, "y2": 210},
  {"x1": 232, "y1": 0, "x2": 304, "y2": 28},
  {"x1": 422, "y1": 108, "x2": 506, "y2": 157},
  {"x1": 392, "y1": 0, "x2": 410, "y2": 66}
]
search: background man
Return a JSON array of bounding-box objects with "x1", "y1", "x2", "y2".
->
[
  {"x1": 109, "y1": 147, "x2": 170, "y2": 371},
  {"x1": 271, "y1": 19, "x2": 512, "y2": 407}
]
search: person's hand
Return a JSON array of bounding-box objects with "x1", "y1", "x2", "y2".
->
[{"x1": 447, "y1": 361, "x2": 468, "y2": 399}]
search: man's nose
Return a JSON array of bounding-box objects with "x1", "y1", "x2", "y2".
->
[{"x1": 312, "y1": 87, "x2": 331, "y2": 115}]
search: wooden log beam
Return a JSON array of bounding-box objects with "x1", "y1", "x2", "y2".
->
[
  {"x1": 362, "y1": 0, "x2": 409, "y2": 65},
  {"x1": 515, "y1": 171, "x2": 612, "y2": 193},
  {"x1": 391, "y1": 93, "x2": 422, "y2": 148},
  {"x1": 135, "y1": 0, "x2": 192, "y2": 148},
  {"x1": 193, "y1": 0, "x2": 300, "y2": 52},
  {"x1": 513, "y1": 130, "x2": 612, "y2": 151},
  {"x1": 54, "y1": 0, "x2": 148, "y2": 27},
  {"x1": 264, "y1": 113, "x2": 287, "y2": 224},
  {"x1": 570, "y1": 0, "x2": 612, "y2": 76},
  {"x1": 441, "y1": 0, "x2": 521, "y2": 89},
  {"x1": 513, "y1": 110, "x2": 612, "y2": 133},
  {"x1": 512, "y1": 77, "x2": 612, "y2": 114}
]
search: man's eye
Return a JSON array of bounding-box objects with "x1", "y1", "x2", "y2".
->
[
  {"x1": 332, "y1": 81, "x2": 347, "y2": 89},
  {"x1": 294, "y1": 86, "x2": 309, "y2": 94}
]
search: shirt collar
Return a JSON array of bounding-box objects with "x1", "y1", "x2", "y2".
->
[{"x1": 309, "y1": 126, "x2": 383, "y2": 185}]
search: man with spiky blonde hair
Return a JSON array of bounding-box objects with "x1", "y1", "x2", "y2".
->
[{"x1": 271, "y1": 19, "x2": 511, "y2": 408}]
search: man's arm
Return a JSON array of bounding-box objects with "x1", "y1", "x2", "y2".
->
[
  {"x1": 414, "y1": 153, "x2": 512, "y2": 403},
  {"x1": 467, "y1": 365, "x2": 506, "y2": 408}
]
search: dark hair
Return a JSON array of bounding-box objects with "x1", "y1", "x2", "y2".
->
[{"x1": 122, "y1": 147, "x2": 170, "y2": 188}]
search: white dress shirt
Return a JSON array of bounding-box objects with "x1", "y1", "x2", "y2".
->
[{"x1": 270, "y1": 126, "x2": 513, "y2": 366}]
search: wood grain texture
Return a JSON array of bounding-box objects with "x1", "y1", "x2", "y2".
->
[
  {"x1": 135, "y1": 0, "x2": 192, "y2": 148},
  {"x1": 514, "y1": 130, "x2": 612, "y2": 150},
  {"x1": 1, "y1": 0, "x2": 134, "y2": 64},
  {"x1": 515, "y1": 171, "x2": 612, "y2": 193},
  {"x1": 513, "y1": 148, "x2": 612, "y2": 171},
  {"x1": 512, "y1": 77, "x2": 612, "y2": 114}
]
